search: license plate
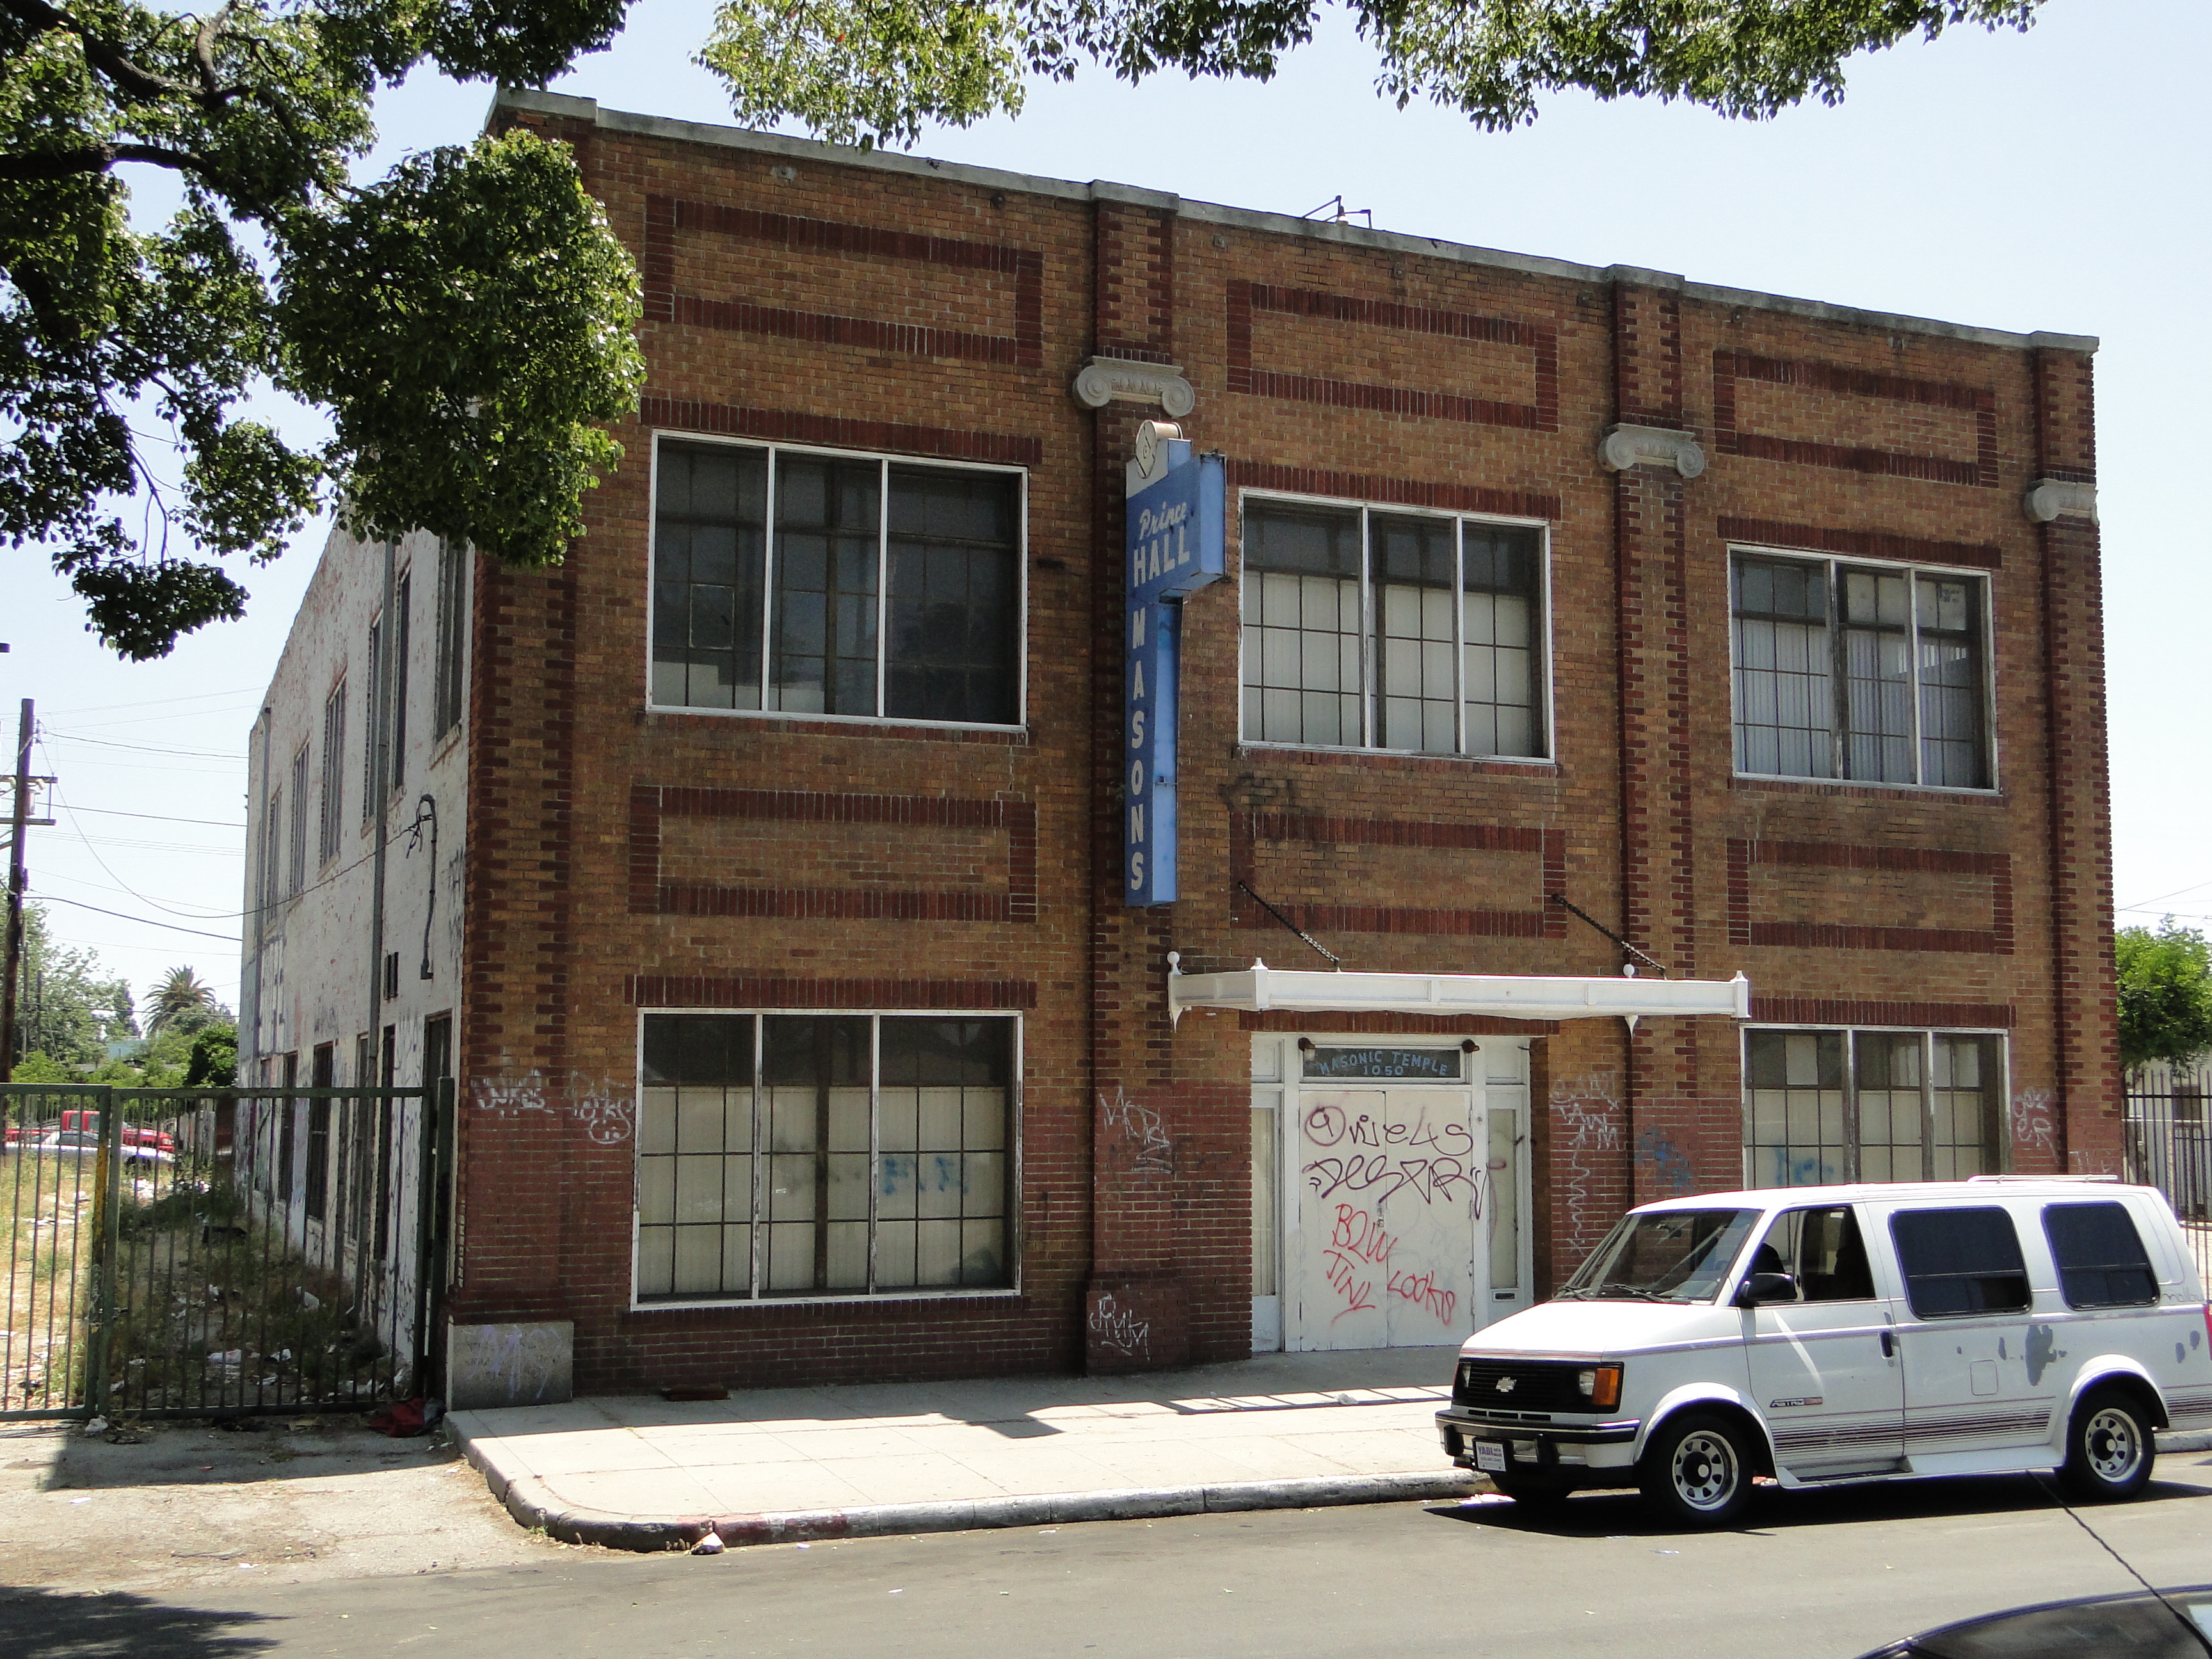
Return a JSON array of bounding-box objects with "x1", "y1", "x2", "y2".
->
[{"x1": 1474, "y1": 1440, "x2": 1506, "y2": 1472}]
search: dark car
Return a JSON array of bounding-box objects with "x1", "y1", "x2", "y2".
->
[{"x1": 1859, "y1": 1585, "x2": 2212, "y2": 1656}]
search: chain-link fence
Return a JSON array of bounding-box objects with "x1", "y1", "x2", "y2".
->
[{"x1": 1, "y1": 1081, "x2": 451, "y2": 1420}]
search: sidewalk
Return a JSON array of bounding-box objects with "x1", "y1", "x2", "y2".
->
[{"x1": 449, "y1": 1347, "x2": 1480, "y2": 1552}]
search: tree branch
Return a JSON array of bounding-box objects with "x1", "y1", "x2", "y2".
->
[
  {"x1": 0, "y1": 0, "x2": 238, "y2": 106},
  {"x1": 0, "y1": 143, "x2": 214, "y2": 182}
]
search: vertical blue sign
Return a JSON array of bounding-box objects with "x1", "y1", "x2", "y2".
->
[{"x1": 1125, "y1": 442, "x2": 1225, "y2": 906}]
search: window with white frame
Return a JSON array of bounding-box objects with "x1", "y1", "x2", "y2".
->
[
  {"x1": 1745, "y1": 1027, "x2": 2004, "y2": 1187},
  {"x1": 1732, "y1": 552, "x2": 1991, "y2": 789},
  {"x1": 1239, "y1": 497, "x2": 1546, "y2": 757},
  {"x1": 636, "y1": 1013, "x2": 1016, "y2": 1302},
  {"x1": 650, "y1": 439, "x2": 1023, "y2": 726}
]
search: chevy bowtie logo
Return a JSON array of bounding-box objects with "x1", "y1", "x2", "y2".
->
[{"x1": 1495, "y1": 1376, "x2": 1518, "y2": 1393}]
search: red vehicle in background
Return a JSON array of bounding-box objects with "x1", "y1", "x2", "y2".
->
[{"x1": 2, "y1": 1110, "x2": 177, "y2": 1155}]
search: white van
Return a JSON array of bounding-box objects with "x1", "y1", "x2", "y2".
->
[{"x1": 1435, "y1": 1178, "x2": 2212, "y2": 1524}]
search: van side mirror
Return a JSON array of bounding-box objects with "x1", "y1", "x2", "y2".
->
[{"x1": 1736, "y1": 1271, "x2": 1797, "y2": 1307}]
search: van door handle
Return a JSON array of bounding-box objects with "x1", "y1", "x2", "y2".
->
[{"x1": 1880, "y1": 1330, "x2": 1895, "y2": 1359}]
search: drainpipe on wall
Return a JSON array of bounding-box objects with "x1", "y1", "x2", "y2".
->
[{"x1": 367, "y1": 538, "x2": 396, "y2": 1081}]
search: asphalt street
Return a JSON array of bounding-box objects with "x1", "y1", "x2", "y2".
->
[{"x1": 11, "y1": 1454, "x2": 2212, "y2": 1658}]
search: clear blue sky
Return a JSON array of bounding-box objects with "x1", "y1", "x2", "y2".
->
[{"x1": 5, "y1": 0, "x2": 2204, "y2": 1014}]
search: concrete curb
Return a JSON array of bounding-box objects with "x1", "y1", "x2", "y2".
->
[
  {"x1": 2160, "y1": 1430, "x2": 2212, "y2": 1454},
  {"x1": 452, "y1": 1424, "x2": 1479, "y2": 1553}
]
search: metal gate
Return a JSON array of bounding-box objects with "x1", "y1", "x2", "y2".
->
[
  {"x1": 2124, "y1": 1058, "x2": 2212, "y2": 1290},
  {"x1": 1, "y1": 1081, "x2": 452, "y2": 1421}
]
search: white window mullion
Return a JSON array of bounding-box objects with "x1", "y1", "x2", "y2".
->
[
  {"x1": 867, "y1": 1016, "x2": 881, "y2": 1295},
  {"x1": 750, "y1": 1014, "x2": 766, "y2": 1300},
  {"x1": 1359, "y1": 508, "x2": 1375, "y2": 749},
  {"x1": 1452, "y1": 517, "x2": 1468, "y2": 755},
  {"x1": 877, "y1": 460, "x2": 892, "y2": 718},
  {"x1": 760, "y1": 451, "x2": 778, "y2": 711}
]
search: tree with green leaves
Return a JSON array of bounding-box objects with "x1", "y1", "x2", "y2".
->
[
  {"x1": 2117, "y1": 923, "x2": 2212, "y2": 1071},
  {"x1": 10, "y1": 1, "x2": 2044, "y2": 656},
  {"x1": 145, "y1": 963, "x2": 225, "y2": 1036},
  {"x1": 8, "y1": 901, "x2": 135, "y2": 1068},
  {"x1": 4, "y1": 0, "x2": 647, "y2": 659}
]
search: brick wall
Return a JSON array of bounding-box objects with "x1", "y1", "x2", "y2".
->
[{"x1": 435, "y1": 92, "x2": 2117, "y2": 1388}]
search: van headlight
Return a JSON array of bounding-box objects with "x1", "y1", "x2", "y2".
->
[{"x1": 1577, "y1": 1365, "x2": 1623, "y2": 1411}]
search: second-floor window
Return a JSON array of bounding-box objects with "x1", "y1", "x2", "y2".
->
[
  {"x1": 1732, "y1": 552, "x2": 1991, "y2": 789},
  {"x1": 650, "y1": 438, "x2": 1023, "y2": 726},
  {"x1": 1238, "y1": 497, "x2": 1547, "y2": 758}
]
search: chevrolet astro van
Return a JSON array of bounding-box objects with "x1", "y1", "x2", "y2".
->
[{"x1": 1436, "y1": 1178, "x2": 2212, "y2": 1524}]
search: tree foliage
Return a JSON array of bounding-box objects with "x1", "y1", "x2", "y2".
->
[
  {"x1": 145, "y1": 962, "x2": 225, "y2": 1036},
  {"x1": 701, "y1": 1, "x2": 2047, "y2": 150},
  {"x1": 8, "y1": 901, "x2": 136, "y2": 1068},
  {"x1": 2117, "y1": 923, "x2": 2212, "y2": 1071},
  {"x1": 3, "y1": 0, "x2": 646, "y2": 659}
]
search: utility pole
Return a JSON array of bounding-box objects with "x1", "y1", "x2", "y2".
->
[{"x1": 1, "y1": 698, "x2": 32, "y2": 1083}]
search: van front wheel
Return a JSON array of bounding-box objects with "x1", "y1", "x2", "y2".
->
[
  {"x1": 1640, "y1": 1413, "x2": 1753, "y2": 1527},
  {"x1": 2061, "y1": 1388, "x2": 2156, "y2": 1502}
]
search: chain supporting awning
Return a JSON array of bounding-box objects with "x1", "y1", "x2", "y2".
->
[{"x1": 1166, "y1": 952, "x2": 1751, "y2": 1029}]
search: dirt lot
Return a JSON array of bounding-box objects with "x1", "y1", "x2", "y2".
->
[{"x1": 0, "y1": 1413, "x2": 588, "y2": 1597}]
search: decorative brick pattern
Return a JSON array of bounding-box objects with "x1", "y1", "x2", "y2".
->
[
  {"x1": 1226, "y1": 282, "x2": 1559, "y2": 431},
  {"x1": 1227, "y1": 460, "x2": 1558, "y2": 523},
  {"x1": 1712, "y1": 351, "x2": 1999, "y2": 486},
  {"x1": 1230, "y1": 814, "x2": 1567, "y2": 939},
  {"x1": 626, "y1": 975, "x2": 1038, "y2": 1009},
  {"x1": 1749, "y1": 997, "x2": 2015, "y2": 1029},
  {"x1": 1716, "y1": 515, "x2": 2002, "y2": 572},
  {"x1": 1727, "y1": 838, "x2": 2014, "y2": 955},
  {"x1": 628, "y1": 785, "x2": 1037, "y2": 924},
  {"x1": 642, "y1": 196, "x2": 1043, "y2": 368}
]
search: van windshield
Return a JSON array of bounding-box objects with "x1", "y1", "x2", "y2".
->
[{"x1": 1556, "y1": 1209, "x2": 1761, "y2": 1303}]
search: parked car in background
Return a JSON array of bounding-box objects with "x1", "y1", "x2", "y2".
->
[
  {"x1": 1437, "y1": 1178, "x2": 2212, "y2": 1525},
  {"x1": 3, "y1": 1110, "x2": 175, "y2": 1155},
  {"x1": 16, "y1": 1129, "x2": 174, "y2": 1167}
]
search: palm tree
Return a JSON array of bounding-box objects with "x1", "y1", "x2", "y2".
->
[{"x1": 146, "y1": 966, "x2": 223, "y2": 1036}]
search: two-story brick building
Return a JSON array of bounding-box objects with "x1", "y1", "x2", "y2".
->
[{"x1": 238, "y1": 87, "x2": 2117, "y2": 1399}]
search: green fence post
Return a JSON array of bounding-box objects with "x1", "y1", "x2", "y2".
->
[{"x1": 84, "y1": 1085, "x2": 119, "y2": 1416}]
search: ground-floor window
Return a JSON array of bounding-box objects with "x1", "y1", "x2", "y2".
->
[
  {"x1": 636, "y1": 1013, "x2": 1016, "y2": 1303},
  {"x1": 1744, "y1": 1027, "x2": 2004, "y2": 1187}
]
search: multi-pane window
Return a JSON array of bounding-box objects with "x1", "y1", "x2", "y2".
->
[
  {"x1": 361, "y1": 618, "x2": 381, "y2": 821},
  {"x1": 1240, "y1": 497, "x2": 1544, "y2": 757},
  {"x1": 287, "y1": 744, "x2": 310, "y2": 899},
  {"x1": 260, "y1": 786, "x2": 283, "y2": 915},
  {"x1": 317, "y1": 682, "x2": 346, "y2": 864},
  {"x1": 636, "y1": 1013, "x2": 1016, "y2": 1302},
  {"x1": 1745, "y1": 1028, "x2": 2003, "y2": 1187},
  {"x1": 1732, "y1": 552, "x2": 1991, "y2": 788},
  {"x1": 389, "y1": 571, "x2": 412, "y2": 793},
  {"x1": 433, "y1": 538, "x2": 469, "y2": 738},
  {"x1": 650, "y1": 440, "x2": 1023, "y2": 726}
]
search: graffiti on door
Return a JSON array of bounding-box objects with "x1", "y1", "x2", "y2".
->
[{"x1": 1301, "y1": 1098, "x2": 1478, "y2": 1210}]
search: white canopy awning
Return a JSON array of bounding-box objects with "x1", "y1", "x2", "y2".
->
[{"x1": 1166, "y1": 953, "x2": 1750, "y2": 1027}]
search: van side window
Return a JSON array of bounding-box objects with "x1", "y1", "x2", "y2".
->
[
  {"x1": 2043, "y1": 1202, "x2": 2159, "y2": 1310},
  {"x1": 1890, "y1": 1206, "x2": 2031, "y2": 1318},
  {"x1": 1752, "y1": 1206, "x2": 1877, "y2": 1302}
]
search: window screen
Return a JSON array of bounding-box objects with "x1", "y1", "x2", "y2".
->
[
  {"x1": 2043, "y1": 1201, "x2": 2159, "y2": 1310},
  {"x1": 1890, "y1": 1206, "x2": 2030, "y2": 1318}
]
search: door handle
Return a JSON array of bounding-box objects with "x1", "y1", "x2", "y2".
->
[{"x1": 1880, "y1": 1329, "x2": 1895, "y2": 1359}]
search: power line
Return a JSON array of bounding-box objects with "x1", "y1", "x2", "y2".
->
[
  {"x1": 44, "y1": 685, "x2": 262, "y2": 717},
  {"x1": 35, "y1": 894, "x2": 237, "y2": 942},
  {"x1": 67, "y1": 805, "x2": 246, "y2": 830},
  {"x1": 44, "y1": 728, "x2": 248, "y2": 761}
]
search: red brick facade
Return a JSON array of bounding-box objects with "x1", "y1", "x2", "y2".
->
[{"x1": 435, "y1": 90, "x2": 2117, "y2": 1392}]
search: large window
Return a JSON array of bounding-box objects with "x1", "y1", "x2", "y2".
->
[
  {"x1": 1240, "y1": 498, "x2": 1546, "y2": 757},
  {"x1": 1890, "y1": 1206, "x2": 2030, "y2": 1318},
  {"x1": 433, "y1": 538, "x2": 469, "y2": 738},
  {"x1": 650, "y1": 439, "x2": 1023, "y2": 726},
  {"x1": 636, "y1": 1013, "x2": 1016, "y2": 1303},
  {"x1": 1745, "y1": 1028, "x2": 2003, "y2": 1187},
  {"x1": 1732, "y1": 552, "x2": 1990, "y2": 789},
  {"x1": 317, "y1": 681, "x2": 346, "y2": 864}
]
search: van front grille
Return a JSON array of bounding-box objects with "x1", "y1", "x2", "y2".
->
[{"x1": 1454, "y1": 1358, "x2": 1591, "y2": 1414}]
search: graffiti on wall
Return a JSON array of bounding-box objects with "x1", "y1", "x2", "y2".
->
[
  {"x1": 1553, "y1": 1071, "x2": 1626, "y2": 1270},
  {"x1": 2011, "y1": 1087, "x2": 2060, "y2": 1169},
  {"x1": 1637, "y1": 1126, "x2": 1695, "y2": 1197},
  {"x1": 470, "y1": 1069, "x2": 637, "y2": 1144},
  {"x1": 1100, "y1": 1086, "x2": 1174, "y2": 1177},
  {"x1": 1087, "y1": 1292, "x2": 1151, "y2": 1359}
]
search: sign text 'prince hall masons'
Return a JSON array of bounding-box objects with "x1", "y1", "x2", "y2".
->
[{"x1": 1125, "y1": 433, "x2": 1224, "y2": 906}]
